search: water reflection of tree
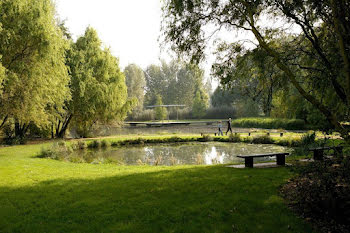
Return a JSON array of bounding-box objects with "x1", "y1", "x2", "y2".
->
[{"x1": 144, "y1": 143, "x2": 209, "y2": 165}]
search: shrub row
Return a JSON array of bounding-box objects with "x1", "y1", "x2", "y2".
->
[{"x1": 231, "y1": 117, "x2": 307, "y2": 130}]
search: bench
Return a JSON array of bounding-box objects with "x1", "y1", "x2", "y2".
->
[
  {"x1": 308, "y1": 146, "x2": 343, "y2": 161},
  {"x1": 237, "y1": 152, "x2": 290, "y2": 168}
]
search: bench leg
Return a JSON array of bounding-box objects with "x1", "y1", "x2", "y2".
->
[
  {"x1": 276, "y1": 154, "x2": 285, "y2": 166},
  {"x1": 314, "y1": 150, "x2": 324, "y2": 161},
  {"x1": 245, "y1": 157, "x2": 253, "y2": 168}
]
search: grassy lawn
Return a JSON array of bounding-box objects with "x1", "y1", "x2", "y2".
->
[{"x1": 0, "y1": 141, "x2": 314, "y2": 233}]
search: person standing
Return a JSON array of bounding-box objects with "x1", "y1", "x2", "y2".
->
[
  {"x1": 226, "y1": 117, "x2": 232, "y2": 135},
  {"x1": 218, "y1": 121, "x2": 223, "y2": 136}
]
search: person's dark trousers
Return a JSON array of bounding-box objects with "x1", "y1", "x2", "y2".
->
[{"x1": 226, "y1": 127, "x2": 232, "y2": 135}]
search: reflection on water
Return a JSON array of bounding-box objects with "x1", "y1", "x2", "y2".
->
[{"x1": 71, "y1": 142, "x2": 290, "y2": 166}]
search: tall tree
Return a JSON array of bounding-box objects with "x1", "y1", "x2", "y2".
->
[
  {"x1": 192, "y1": 90, "x2": 208, "y2": 119},
  {"x1": 0, "y1": 0, "x2": 70, "y2": 138},
  {"x1": 211, "y1": 87, "x2": 232, "y2": 108},
  {"x1": 56, "y1": 27, "x2": 132, "y2": 137},
  {"x1": 213, "y1": 47, "x2": 285, "y2": 116},
  {"x1": 161, "y1": 0, "x2": 350, "y2": 138},
  {"x1": 155, "y1": 95, "x2": 167, "y2": 120},
  {"x1": 144, "y1": 60, "x2": 207, "y2": 109},
  {"x1": 124, "y1": 64, "x2": 146, "y2": 117}
]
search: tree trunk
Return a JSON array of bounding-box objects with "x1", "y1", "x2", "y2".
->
[
  {"x1": 14, "y1": 121, "x2": 29, "y2": 139},
  {"x1": 264, "y1": 82, "x2": 273, "y2": 117},
  {"x1": 0, "y1": 115, "x2": 8, "y2": 129},
  {"x1": 56, "y1": 115, "x2": 73, "y2": 138}
]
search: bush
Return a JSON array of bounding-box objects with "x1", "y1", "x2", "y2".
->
[
  {"x1": 300, "y1": 132, "x2": 316, "y2": 147},
  {"x1": 231, "y1": 117, "x2": 306, "y2": 130},
  {"x1": 130, "y1": 109, "x2": 155, "y2": 121},
  {"x1": 199, "y1": 134, "x2": 212, "y2": 142},
  {"x1": 88, "y1": 140, "x2": 101, "y2": 149},
  {"x1": 2, "y1": 124, "x2": 27, "y2": 145},
  {"x1": 168, "y1": 108, "x2": 192, "y2": 120},
  {"x1": 38, "y1": 141, "x2": 73, "y2": 160},
  {"x1": 228, "y1": 133, "x2": 241, "y2": 143},
  {"x1": 27, "y1": 123, "x2": 51, "y2": 139},
  {"x1": 292, "y1": 132, "x2": 317, "y2": 156},
  {"x1": 100, "y1": 139, "x2": 111, "y2": 148},
  {"x1": 282, "y1": 156, "x2": 350, "y2": 233},
  {"x1": 251, "y1": 135, "x2": 274, "y2": 144},
  {"x1": 77, "y1": 140, "x2": 87, "y2": 149}
]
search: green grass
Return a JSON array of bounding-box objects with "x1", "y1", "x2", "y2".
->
[{"x1": 0, "y1": 141, "x2": 315, "y2": 233}]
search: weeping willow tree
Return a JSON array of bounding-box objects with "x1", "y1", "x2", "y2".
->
[
  {"x1": 56, "y1": 27, "x2": 134, "y2": 137},
  {"x1": 0, "y1": 0, "x2": 70, "y2": 138}
]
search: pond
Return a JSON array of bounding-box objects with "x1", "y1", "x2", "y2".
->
[{"x1": 69, "y1": 142, "x2": 290, "y2": 165}]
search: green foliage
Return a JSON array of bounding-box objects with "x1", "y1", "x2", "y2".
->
[
  {"x1": 100, "y1": 139, "x2": 111, "y2": 148},
  {"x1": 292, "y1": 132, "x2": 317, "y2": 156},
  {"x1": 192, "y1": 90, "x2": 208, "y2": 119},
  {"x1": 0, "y1": 0, "x2": 70, "y2": 133},
  {"x1": 203, "y1": 106, "x2": 236, "y2": 119},
  {"x1": 144, "y1": 60, "x2": 209, "y2": 116},
  {"x1": 38, "y1": 141, "x2": 73, "y2": 160},
  {"x1": 124, "y1": 64, "x2": 146, "y2": 117},
  {"x1": 232, "y1": 118, "x2": 306, "y2": 130},
  {"x1": 131, "y1": 109, "x2": 155, "y2": 121},
  {"x1": 234, "y1": 99, "x2": 260, "y2": 118},
  {"x1": 282, "y1": 156, "x2": 350, "y2": 232},
  {"x1": 199, "y1": 134, "x2": 212, "y2": 142},
  {"x1": 76, "y1": 140, "x2": 87, "y2": 150},
  {"x1": 161, "y1": 0, "x2": 350, "y2": 138},
  {"x1": 228, "y1": 133, "x2": 241, "y2": 143},
  {"x1": 155, "y1": 95, "x2": 167, "y2": 120},
  {"x1": 65, "y1": 27, "x2": 132, "y2": 137},
  {"x1": 210, "y1": 87, "x2": 235, "y2": 107},
  {"x1": 251, "y1": 135, "x2": 274, "y2": 144},
  {"x1": 271, "y1": 90, "x2": 333, "y2": 132},
  {"x1": 213, "y1": 48, "x2": 284, "y2": 117},
  {"x1": 300, "y1": 132, "x2": 316, "y2": 148},
  {"x1": 88, "y1": 140, "x2": 102, "y2": 149}
]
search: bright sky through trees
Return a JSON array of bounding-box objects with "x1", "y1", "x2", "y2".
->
[
  {"x1": 55, "y1": 0, "x2": 166, "y2": 69},
  {"x1": 54, "y1": 0, "x2": 257, "y2": 87}
]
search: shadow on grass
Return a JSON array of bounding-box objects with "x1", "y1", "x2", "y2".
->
[{"x1": 0, "y1": 166, "x2": 313, "y2": 233}]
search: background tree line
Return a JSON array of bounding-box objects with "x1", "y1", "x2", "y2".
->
[{"x1": 124, "y1": 60, "x2": 211, "y2": 120}]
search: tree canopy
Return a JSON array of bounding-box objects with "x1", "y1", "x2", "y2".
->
[
  {"x1": 0, "y1": 0, "x2": 70, "y2": 138},
  {"x1": 161, "y1": 0, "x2": 350, "y2": 138},
  {"x1": 61, "y1": 27, "x2": 132, "y2": 137},
  {"x1": 144, "y1": 60, "x2": 208, "y2": 108},
  {"x1": 124, "y1": 63, "x2": 146, "y2": 116}
]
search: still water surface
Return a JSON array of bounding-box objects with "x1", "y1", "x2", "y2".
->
[{"x1": 72, "y1": 142, "x2": 289, "y2": 165}]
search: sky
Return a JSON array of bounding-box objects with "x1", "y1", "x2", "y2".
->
[
  {"x1": 55, "y1": 0, "x2": 166, "y2": 70},
  {"x1": 54, "y1": 0, "x2": 260, "y2": 89}
]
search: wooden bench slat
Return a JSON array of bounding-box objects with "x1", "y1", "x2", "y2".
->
[
  {"x1": 237, "y1": 152, "x2": 289, "y2": 168},
  {"x1": 237, "y1": 152, "x2": 289, "y2": 158}
]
